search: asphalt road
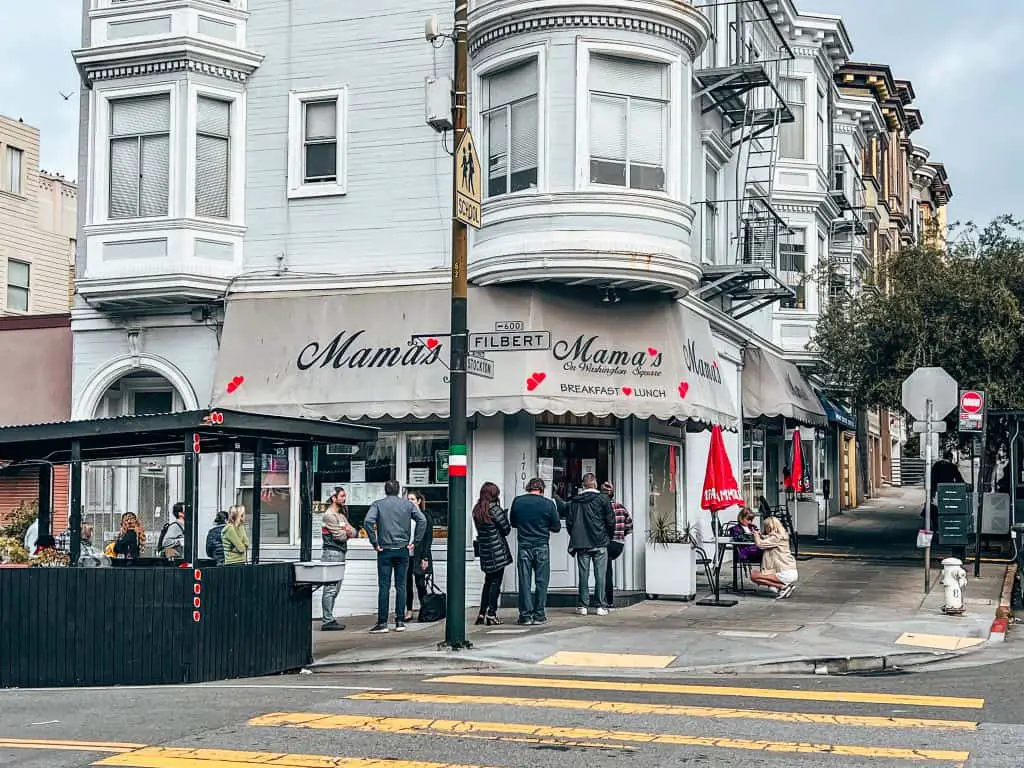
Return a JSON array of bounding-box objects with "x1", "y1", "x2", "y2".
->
[{"x1": 3, "y1": 659, "x2": 1024, "y2": 768}]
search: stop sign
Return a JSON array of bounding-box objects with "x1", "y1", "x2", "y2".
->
[{"x1": 960, "y1": 391, "x2": 983, "y2": 414}]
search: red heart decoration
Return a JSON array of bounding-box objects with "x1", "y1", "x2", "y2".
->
[
  {"x1": 425, "y1": 337, "x2": 439, "y2": 350},
  {"x1": 622, "y1": 387, "x2": 632, "y2": 396},
  {"x1": 712, "y1": 360, "x2": 719, "y2": 369},
  {"x1": 647, "y1": 348, "x2": 659, "y2": 357},
  {"x1": 532, "y1": 372, "x2": 546, "y2": 383},
  {"x1": 678, "y1": 382, "x2": 690, "y2": 399},
  {"x1": 526, "y1": 378, "x2": 539, "y2": 392},
  {"x1": 226, "y1": 375, "x2": 245, "y2": 394},
  {"x1": 525, "y1": 372, "x2": 547, "y2": 392}
]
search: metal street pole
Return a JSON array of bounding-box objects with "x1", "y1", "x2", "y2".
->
[
  {"x1": 444, "y1": 0, "x2": 471, "y2": 650},
  {"x1": 924, "y1": 398, "x2": 933, "y2": 594},
  {"x1": 972, "y1": 436, "x2": 982, "y2": 577}
]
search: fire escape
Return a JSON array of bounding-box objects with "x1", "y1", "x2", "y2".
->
[
  {"x1": 825, "y1": 144, "x2": 867, "y2": 313},
  {"x1": 693, "y1": 0, "x2": 796, "y2": 319}
]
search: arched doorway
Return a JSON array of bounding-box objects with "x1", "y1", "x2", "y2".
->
[{"x1": 83, "y1": 370, "x2": 191, "y2": 549}]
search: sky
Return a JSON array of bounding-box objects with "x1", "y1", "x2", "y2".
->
[{"x1": 1, "y1": 0, "x2": 1019, "y2": 226}]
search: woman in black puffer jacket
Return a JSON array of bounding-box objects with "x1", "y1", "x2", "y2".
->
[{"x1": 472, "y1": 481, "x2": 511, "y2": 626}]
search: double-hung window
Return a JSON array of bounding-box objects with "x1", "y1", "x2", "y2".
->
[
  {"x1": 704, "y1": 162, "x2": 720, "y2": 263},
  {"x1": 817, "y1": 87, "x2": 828, "y2": 172},
  {"x1": 6, "y1": 259, "x2": 29, "y2": 312},
  {"x1": 589, "y1": 54, "x2": 669, "y2": 192},
  {"x1": 779, "y1": 78, "x2": 805, "y2": 160},
  {"x1": 109, "y1": 95, "x2": 170, "y2": 219},
  {"x1": 195, "y1": 97, "x2": 230, "y2": 218},
  {"x1": 779, "y1": 228, "x2": 806, "y2": 309},
  {"x1": 482, "y1": 59, "x2": 539, "y2": 198},
  {"x1": 4, "y1": 146, "x2": 22, "y2": 195},
  {"x1": 288, "y1": 89, "x2": 346, "y2": 198}
]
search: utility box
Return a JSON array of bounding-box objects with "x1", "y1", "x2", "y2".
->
[
  {"x1": 425, "y1": 75, "x2": 453, "y2": 132},
  {"x1": 936, "y1": 483, "x2": 971, "y2": 546}
]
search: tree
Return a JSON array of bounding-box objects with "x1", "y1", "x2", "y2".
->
[{"x1": 811, "y1": 217, "x2": 1024, "y2": 417}]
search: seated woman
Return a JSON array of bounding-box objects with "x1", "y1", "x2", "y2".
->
[
  {"x1": 750, "y1": 517, "x2": 798, "y2": 599},
  {"x1": 728, "y1": 508, "x2": 761, "y2": 565}
]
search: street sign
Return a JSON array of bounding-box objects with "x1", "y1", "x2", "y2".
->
[
  {"x1": 913, "y1": 421, "x2": 947, "y2": 434},
  {"x1": 466, "y1": 354, "x2": 494, "y2": 379},
  {"x1": 454, "y1": 130, "x2": 482, "y2": 229},
  {"x1": 469, "y1": 331, "x2": 551, "y2": 353},
  {"x1": 958, "y1": 389, "x2": 986, "y2": 433},
  {"x1": 901, "y1": 367, "x2": 958, "y2": 421}
]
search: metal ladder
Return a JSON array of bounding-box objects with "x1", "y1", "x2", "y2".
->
[{"x1": 733, "y1": 83, "x2": 783, "y2": 265}]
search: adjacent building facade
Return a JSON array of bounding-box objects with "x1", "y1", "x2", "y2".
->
[{"x1": 69, "y1": 0, "x2": 950, "y2": 607}]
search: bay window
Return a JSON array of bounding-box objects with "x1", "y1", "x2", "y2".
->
[
  {"x1": 703, "y1": 161, "x2": 720, "y2": 263},
  {"x1": 109, "y1": 95, "x2": 170, "y2": 218},
  {"x1": 780, "y1": 228, "x2": 806, "y2": 309},
  {"x1": 195, "y1": 96, "x2": 230, "y2": 218},
  {"x1": 779, "y1": 78, "x2": 805, "y2": 160},
  {"x1": 588, "y1": 54, "x2": 668, "y2": 192},
  {"x1": 482, "y1": 59, "x2": 539, "y2": 198}
]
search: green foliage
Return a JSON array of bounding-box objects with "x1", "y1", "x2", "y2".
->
[
  {"x1": 0, "y1": 499, "x2": 38, "y2": 540},
  {"x1": 811, "y1": 217, "x2": 1024, "y2": 416},
  {"x1": 0, "y1": 536, "x2": 29, "y2": 564}
]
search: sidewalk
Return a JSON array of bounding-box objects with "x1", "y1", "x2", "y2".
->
[
  {"x1": 311, "y1": 555, "x2": 1009, "y2": 677},
  {"x1": 801, "y1": 485, "x2": 925, "y2": 559}
]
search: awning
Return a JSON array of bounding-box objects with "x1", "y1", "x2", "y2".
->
[
  {"x1": 210, "y1": 285, "x2": 737, "y2": 428},
  {"x1": 742, "y1": 347, "x2": 827, "y2": 428},
  {"x1": 818, "y1": 393, "x2": 856, "y2": 432}
]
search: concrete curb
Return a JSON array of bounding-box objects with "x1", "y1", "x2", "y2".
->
[{"x1": 990, "y1": 564, "x2": 1016, "y2": 643}]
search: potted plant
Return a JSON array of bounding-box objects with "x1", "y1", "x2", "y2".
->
[
  {"x1": 644, "y1": 511, "x2": 701, "y2": 600},
  {"x1": 0, "y1": 536, "x2": 30, "y2": 568}
]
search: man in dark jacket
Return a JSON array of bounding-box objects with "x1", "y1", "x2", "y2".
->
[
  {"x1": 365, "y1": 480, "x2": 426, "y2": 634},
  {"x1": 930, "y1": 451, "x2": 965, "y2": 497},
  {"x1": 565, "y1": 473, "x2": 615, "y2": 616},
  {"x1": 510, "y1": 477, "x2": 562, "y2": 625}
]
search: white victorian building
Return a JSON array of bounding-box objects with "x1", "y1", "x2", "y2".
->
[{"x1": 69, "y1": 0, "x2": 861, "y2": 613}]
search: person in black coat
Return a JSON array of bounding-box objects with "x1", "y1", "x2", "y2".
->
[
  {"x1": 472, "y1": 481, "x2": 511, "y2": 626},
  {"x1": 404, "y1": 490, "x2": 434, "y2": 621}
]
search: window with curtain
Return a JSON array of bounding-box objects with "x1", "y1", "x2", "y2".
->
[
  {"x1": 195, "y1": 97, "x2": 230, "y2": 218},
  {"x1": 589, "y1": 54, "x2": 669, "y2": 192},
  {"x1": 6, "y1": 259, "x2": 29, "y2": 311},
  {"x1": 779, "y1": 78, "x2": 805, "y2": 160},
  {"x1": 4, "y1": 146, "x2": 22, "y2": 195},
  {"x1": 109, "y1": 95, "x2": 170, "y2": 218},
  {"x1": 780, "y1": 228, "x2": 806, "y2": 309},
  {"x1": 303, "y1": 99, "x2": 338, "y2": 183},
  {"x1": 483, "y1": 59, "x2": 538, "y2": 198},
  {"x1": 704, "y1": 161, "x2": 719, "y2": 263}
]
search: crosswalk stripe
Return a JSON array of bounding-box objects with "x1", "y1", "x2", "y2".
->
[
  {"x1": 347, "y1": 691, "x2": 978, "y2": 730},
  {"x1": 428, "y1": 674, "x2": 986, "y2": 709},
  {"x1": 95, "y1": 747, "x2": 491, "y2": 768},
  {"x1": 0, "y1": 737, "x2": 142, "y2": 753},
  {"x1": 247, "y1": 712, "x2": 969, "y2": 762}
]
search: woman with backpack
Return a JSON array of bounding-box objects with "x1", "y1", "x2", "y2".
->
[{"x1": 473, "y1": 482, "x2": 511, "y2": 626}]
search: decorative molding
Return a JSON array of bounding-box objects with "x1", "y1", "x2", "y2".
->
[
  {"x1": 700, "y1": 129, "x2": 733, "y2": 166},
  {"x1": 468, "y1": 0, "x2": 712, "y2": 58},
  {"x1": 74, "y1": 352, "x2": 200, "y2": 420},
  {"x1": 73, "y1": 36, "x2": 263, "y2": 85}
]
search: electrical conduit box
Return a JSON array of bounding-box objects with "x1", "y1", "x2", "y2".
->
[{"x1": 425, "y1": 75, "x2": 453, "y2": 132}]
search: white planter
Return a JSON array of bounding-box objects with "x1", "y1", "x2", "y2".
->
[
  {"x1": 293, "y1": 561, "x2": 346, "y2": 585},
  {"x1": 644, "y1": 542, "x2": 696, "y2": 600}
]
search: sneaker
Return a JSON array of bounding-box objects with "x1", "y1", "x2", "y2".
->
[
  {"x1": 516, "y1": 617, "x2": 534, "y2": 626},
  {"x1": 776, "y1": 585, "x2": 796, "y2": 600},
  {"x1": 320, "y1": 621, "x2": 345, "y2": 631},
  {"x1": 576, "y1": 607, "x2": 588, "y2": 616},
  {"x1": 532, "y1": 616, "x2": 548, "y2": 625},
  {"x1": 595, "y1": 607, "x2": 609, "y2": 616},
  {"x1": 369, "y1": 623, "x2": 389, "y2": 634},
  {"x1": 394, "y1": 622, "x2": 407, "y2": 632}
]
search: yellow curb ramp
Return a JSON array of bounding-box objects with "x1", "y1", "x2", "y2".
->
[{"x1": 895, "y1": 633, "x2": 986, "y2": 652}]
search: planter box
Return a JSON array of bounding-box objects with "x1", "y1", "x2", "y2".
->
[
  {"x1": 644, "y1": 542, "x2": 696, "y2": 600},
  {"x1": 0, "y1": 563, "x2": 29, "y2": 569},
  {"x1": 293, "y1": 561, "x2": 345, "y2": 585}
]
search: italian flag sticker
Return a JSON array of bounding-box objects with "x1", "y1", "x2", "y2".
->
[{"x1": 449, "y1": 444, "x2": 468, "y2": 477}]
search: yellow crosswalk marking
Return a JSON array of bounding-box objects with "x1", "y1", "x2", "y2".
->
[
  {"x1": 95, "y1": 747, "x2": 490, "y2": 768},
  {"x1": 347, "y1": 691, "x2": 978, "y2": 730},
  {"x1": 429, "y1": 674, "x2": 986, "y2": 709},
  {"x1": 0, "y1": 737, "x2": 142, "y2": 753},
  {"x1": 247, "y1": 712, "x2": 969, "y2": 762}
]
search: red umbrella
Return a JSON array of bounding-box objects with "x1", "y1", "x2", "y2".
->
[
  {"x1": 701, "y1": 425, "x2": 744, "y2": 512},
  {"x1": 786, "y1": 428, "x2": 805, "y2": 493}
]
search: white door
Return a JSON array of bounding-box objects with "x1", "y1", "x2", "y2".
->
[{"x1": 536, "y1": 433, "x2": 616, "y2": 590}]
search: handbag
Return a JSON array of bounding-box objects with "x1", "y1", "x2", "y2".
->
[{"x1": 417, "y1": 575, "x2": 447, "y2": 623}]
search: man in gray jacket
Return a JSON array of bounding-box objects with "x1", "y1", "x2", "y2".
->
[{"x1": 365, "y1": 479, "x2": 426, "y2": 633}]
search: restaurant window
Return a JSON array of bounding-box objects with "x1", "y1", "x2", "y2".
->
[
  {"x1": 649, "y1": 440, "x2": 683, "y2": 529},
  {"x1": 237, "y1": 447, "x2": 292, "y2": 544},
  {"x1": 742, "y1": 425, "x2": 765, "y2": 510},
  {"x1": 313, "y1": 434, "x2": 398, "y2": 535},
  {"x1": 537, "y1": 435, "x2": 615, "y2": 501},
  {"x1": 404, "y1": 433, "x2": 450, "y2": 540}
]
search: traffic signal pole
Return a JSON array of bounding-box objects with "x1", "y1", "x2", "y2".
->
[{"x1": 444, "y1": 0, "x2": 471, "y2": 650}]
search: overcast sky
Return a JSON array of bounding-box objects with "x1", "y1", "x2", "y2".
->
[{"x1": 1, "y1": 0, "x2": 1017, "y2": 226}]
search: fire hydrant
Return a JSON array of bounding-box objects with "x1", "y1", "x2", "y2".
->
[{"x1": 941, "y1": 557, "x2": 967, "y2": 615}]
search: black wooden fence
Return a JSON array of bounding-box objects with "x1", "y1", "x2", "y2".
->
[{"x1": 0, "y1": 563, "x2": 311, "y2": 688}]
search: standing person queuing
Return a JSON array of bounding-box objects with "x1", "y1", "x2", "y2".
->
[
  {"x1": 600, "y1": 481, "x2": 633, "y2": 609},
  {"x1": 365, "y1": 480, "x2": 426, "y2": 634},
  {"x1": 403, "y1": 490, "x2": 434, "y2": 622},
  {"x1": 320, "y1": 487, "x2": 357, "y2": 632},
  {"x1": 222, "y1": 505, "x2": 250, "y2": 564},
  {"x1": 565, "y1": 473, "x2": 615, "y2": 616},
  {"x1": 510, "y1": 477, "x2": 561, "y2": 625},
  {"x1": 473, "y1": 481, "x2": 512, "y2": 626}
]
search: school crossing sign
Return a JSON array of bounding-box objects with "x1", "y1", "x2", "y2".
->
[{"x1": 454, "y1": 130, "x2": 482, "y2": 229}]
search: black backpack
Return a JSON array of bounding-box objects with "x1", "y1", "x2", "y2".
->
[{"x1": 156, "y1": 521, "x2": 173, "y2": 552}]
